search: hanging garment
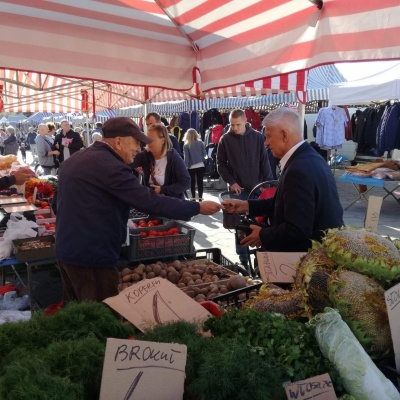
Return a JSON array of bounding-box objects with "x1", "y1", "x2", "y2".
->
[
  {"x1": 376, "y1": 102, "x2": 400, "y2": 153},
  {"x1": 315, "y1": 106, "x2": 348, "y2": 149}
]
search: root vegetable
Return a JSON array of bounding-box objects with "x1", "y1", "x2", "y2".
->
[{"x1": 121, "y1": 268, "x2": 132, "y2": 277}]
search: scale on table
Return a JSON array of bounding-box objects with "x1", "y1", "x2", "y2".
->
[
  {"x1": 0, "y1": 195, "x2": 28, "y2": 206},
  {"x1": 1, "y1": 203, "x2": 37, "y2": 214}
]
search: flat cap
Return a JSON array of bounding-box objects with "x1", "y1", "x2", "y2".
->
[{"x1": 102, "y1": 117, "x2": 152, "y2": 144}]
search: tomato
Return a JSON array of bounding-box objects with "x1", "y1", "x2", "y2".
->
[
  {"x1": 147, "y1": 221, "x2": 155, "y2": 227},
  {"x1": 138, "y1": 220, "x2": 147, "y2": 227},
  {"x1": 149, "y1": 219, "x2": 160, "y2": 226},
  {"x1": 36, "y1": 215, "x2": 45, "y2": 220},
  {"x1": 139, "y1": 232, "x2": 147, "y2": 238},
  {"x1": 41, "y1": 201, "x2": 49, "y2": 207}
]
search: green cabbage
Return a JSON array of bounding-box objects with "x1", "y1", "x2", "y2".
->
[{"x1": 311, "y1": 308, "x2": 400, "y2": 400}]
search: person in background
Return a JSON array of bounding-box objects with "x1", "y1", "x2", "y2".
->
[
  {"x1": 4, "y1": 126, "x2": 19, "y2": 156},
  {"x1": 183, "y1": 128, "x2": 207, "y2": 202},
  {"x1": 74, "y1": 126, "x2": 86, "y2": 147},
  {"x1": 91, "y1": 132, "x2": 102, "y2": 144},
  {"x1": 35, "y1": 123, "x2": 60, "y2": 175},
  {"x1": 131, "y1": 123, "x2": 190, "y2": 199},
  {"x1": 217, "y1": 108, "x2": 272, "y2": 267},
  {"x1": 53, "y1": 119, "x2": 83, "y2": 163},
  {"x1": 91, "y1": 122, "x2": 103, "y2": 135},
  {"x1": 222, "y1": 107, "x2": 344, "y2": 252},
  {"x1": 26, "y1": 127, "x2": 38, "y2": 163},
  {"x1": 145, "y1": 112, "x2": 182, "y2": 156},
  {"x1": 19, "y1": 141, "x2": 27, "y2": 163},
  {"x1": 47, "y1": 122, "x2": 57, "y2": 138},
  {"x1": 0, "y1": 129, "x2": 6, "y2": 155},
  {"x1": 53, "y1": 117, "x2": 222, "y2": 302}
]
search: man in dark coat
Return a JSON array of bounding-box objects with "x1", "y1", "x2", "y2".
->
[
  {"x1": 222, "y1": 107, "x2": 343, "y2": 252},
  {"x1": 53, "y1": 119, "x2": 83, "y2": 163}
]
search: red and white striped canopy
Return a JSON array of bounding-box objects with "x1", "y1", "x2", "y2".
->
[{"x1": 1, "y1": 0, "x2": 399, "y2": 112}]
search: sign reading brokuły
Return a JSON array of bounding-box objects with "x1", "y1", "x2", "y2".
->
[
  {"x1": 99, "y1": 338, "x2": 187, "y2": 400},
  {"x1": 103, "y1": 278, "x2": 211, "y2": 332}
]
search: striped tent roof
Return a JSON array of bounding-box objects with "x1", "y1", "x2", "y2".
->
[{"x1": 0, "y1": 1, "x2": 399, "y2": 113}]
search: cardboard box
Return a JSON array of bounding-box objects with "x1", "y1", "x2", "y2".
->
[{"x1": 13, "y1": 235, "x2": 55, "y2": 262}]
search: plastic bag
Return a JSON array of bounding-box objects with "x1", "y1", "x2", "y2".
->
[{"x1": 0, "y1": 213, "x2": 37, "y2": 259}]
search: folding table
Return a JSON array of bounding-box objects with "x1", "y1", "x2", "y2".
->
[{"x1": 338, "y1": 174, "x2": 400, "y2": 210}]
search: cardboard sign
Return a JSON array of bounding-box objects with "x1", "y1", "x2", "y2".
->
[
  {"x1": 103, "y1": 278, "x2": 211, "y2": 332},
  {"x1": 99, "y1": 338, "x2": 187, "y2": 400},
  {"x1": 385, "y1": 282, "x2": 400, "y2": 372},
  {"x1": 257, "y1": 252, "x2": 305, "y2": 283},
  {"x1": 364, "y1": 195, "x2": 383, "y2": 233},
  {"x1": 284, "y1": 373, "x2": 337, "y2": 400}
]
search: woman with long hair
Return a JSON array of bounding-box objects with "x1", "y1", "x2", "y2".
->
[
  {"x1": 131, "y1": 123, "x2": 190, "y2": 199},
  {"x1": 183, "y1": 128, "x2": 206, "y2": 202}
]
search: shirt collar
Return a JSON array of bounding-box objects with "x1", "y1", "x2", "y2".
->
[{"x1": 279, "y1": 140, "x2": 305, "y2": 172}]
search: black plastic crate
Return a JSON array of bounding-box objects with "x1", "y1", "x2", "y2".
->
[
  {"x1": 211, "y1": 282, "x2": 263, "y2": 307},
  {"x1": 128, "y1": 220, "x2": 195, "y2": 262},
  {"x1": 193, "y1": 248, "x2": 249, "y2": 276}
]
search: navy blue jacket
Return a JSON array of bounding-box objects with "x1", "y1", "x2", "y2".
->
[
  {"x1": 131, "y1": 149, "x2": 190, "y2": 199},
  {"x1": 54, "y1": 142, "x2": 199, "y2": 268},
  {"x1": 249, "y1": 142, "x2": 343, "y2": 252}
]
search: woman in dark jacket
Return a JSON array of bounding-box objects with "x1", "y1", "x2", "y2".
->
[
  {"x1": 4, "y1": 126, "x2": 19, "y2": 156},
  {"x1": 131, "y1": 123, "x2": 190, "y2": 199}
]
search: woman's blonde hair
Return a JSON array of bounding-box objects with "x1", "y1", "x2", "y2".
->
[
  {"x1": 147, "y1": 123, "x2": 172, "y2": 154},
  {"x1": 183, "y1": 128, "x2": 200, "y2": 147}
]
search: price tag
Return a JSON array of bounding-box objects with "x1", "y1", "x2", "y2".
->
[
  {"x1": 385, "y1": 282, "x2": 400, "y2": 372},
  {"x1": 103, "y1": 278, "x2": 211, "y2": 332},
  {"x1": 256, "y1": 251, "x2": 305, "y2": 283},
  {"x1": 364, "y1": 195, "x2": 383, "y2": 232},
  {"x1": 283, "y1": 373, "x2": 337, "y2": 400},
  {"x1": 100, "y1": 338, "x2": 186, "y2": 400}
]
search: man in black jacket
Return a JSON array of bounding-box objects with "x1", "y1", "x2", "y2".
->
[
  {"x1": 53, "y1": 120, "x2": 83, "y2": 163},
  {"x1": 222, "y1": 107, "x2": 343, "y2": 252}
]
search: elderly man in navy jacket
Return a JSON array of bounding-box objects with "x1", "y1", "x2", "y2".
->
[
  {"x1": 222, "y1": 107, "x2": 343, "y2": 252},
  {"x1": 53, "y1": 117, "x2": 222, "y2": 302}
]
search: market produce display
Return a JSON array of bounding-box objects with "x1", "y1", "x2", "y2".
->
[
  {"x1": 328, "y1": 269, "x2": 393, "y2": 358},
  {"x1": 312, "y1": 309, "x2": 400, "y2": 400},
  {"x1": 119, "y1": 259, "x2": 259, "y2": 302},
  {"x1": 322, "y1": 228, "x2": 400, "y2": 283}
]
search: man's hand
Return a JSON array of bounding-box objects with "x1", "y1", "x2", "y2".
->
[
  {"x1": 221, "y1": 199, "x2": 249, "y2": 214},
  {"x1": 240, "y1": 224, "x2": 262, "y2": 248},
  {"x1": 12, "y1": 167, "x2": 35, "y2": 185},
  {"x1": 230, "y1": 183, "x2": 243, "y2": 195},
  {"x1": 199, "y1": 201, "x2": 223, "y2": 215},
  {"x1": 50, "y1": 150, "x2": 60, "y2": 156},
  {"x1": 150, "y1": 184, "x2": 161, "y2": 194}
]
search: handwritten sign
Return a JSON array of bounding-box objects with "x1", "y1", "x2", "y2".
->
[
  {"x1": 364, "y1": 195, "x2": 383, "y2": 233},
  {"x1": 257, "y1": 252, "x2": 305, "y2": 283},
  {"x1": 99, "y1": 338, "x2": 187, "y2": 400},
  {"x1": 385, "y1": 282, "x2": 400, "y2": 372},
  {"x1": 103, "y1": 278, "x2": 211, "y2": 332},
  {"x1": 284, "y1": 373, "x2": 337, "y2": 400}
]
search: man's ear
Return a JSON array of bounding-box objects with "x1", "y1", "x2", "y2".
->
[{"x1": 281, "y1": 129, "x2": 289, "y2": 142}]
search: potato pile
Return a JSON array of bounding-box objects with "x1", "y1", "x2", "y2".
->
[
  {"x1": 181, "y1": 274, "x2": 260, "y2": 303},
  {"x1": 118, "y1": 259, "x2": 260, "y2": 302}
]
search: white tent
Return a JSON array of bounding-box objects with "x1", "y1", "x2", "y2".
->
[{"x1": 329, "y1": 62, "x2": 400, "y2": 105}]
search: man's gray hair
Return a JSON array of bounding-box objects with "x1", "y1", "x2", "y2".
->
[
  {"x1": 6, "y1": 125, "x2": 15, "y2": 135},
  {"x1": 262, "y1": 107, "x2": 302, "y2": 135}
]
